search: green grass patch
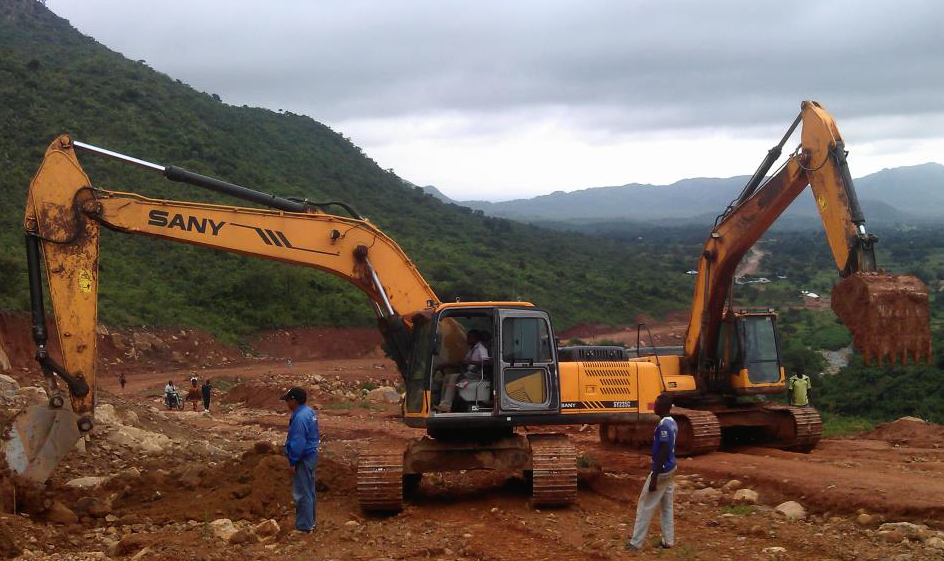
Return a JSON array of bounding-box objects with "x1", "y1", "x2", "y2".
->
[
  {"x1": 320, "y1": 400, "x2": 384, "y2": 411},
  {"x1": 721, "y1": 505, "x2": 755, "y2": 516},
  {"x1": 820, "y1": 412, "x2": 875, "y2": 437}
]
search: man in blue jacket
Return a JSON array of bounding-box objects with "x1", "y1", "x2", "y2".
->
[
  {"x1": 627, "y1": 394, "x2": 677, "y2": 551},
  {"x1": 282, "y1": 387, "x2": 319, "y2": 532}
]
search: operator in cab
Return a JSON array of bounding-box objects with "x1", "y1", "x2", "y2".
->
[{"x1": 434, "y1": 329, "x2": 489, "y2": 413}]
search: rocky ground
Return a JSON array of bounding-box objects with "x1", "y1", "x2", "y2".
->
[{"x1": 1, "y1": 325, "x2": 944, "y2": 560}]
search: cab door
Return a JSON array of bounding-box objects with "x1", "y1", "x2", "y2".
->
[{"x1": 496, "y1": 309, "x2": 560, "y2": 415}]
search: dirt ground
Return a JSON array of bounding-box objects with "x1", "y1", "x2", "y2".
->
[{"x1": 2, "y1": 325, "x2": 944, "y2": 560}]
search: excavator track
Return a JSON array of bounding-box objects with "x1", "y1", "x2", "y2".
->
[
  {"x1": 356, "y1": 447, "x2": 404, "y2": 512},
  {"x1": 528, "y1": 434, "x2": 577, "y2": 507},
  {"x1": 673, "y1": 408, "x2": 722, "y2": 456},
  {"x1": 599, "y1": 408, "x2": 721, "y2": 456},
  {"x1": 765, "y1": 404, "x2": 823, "y2": 452}
]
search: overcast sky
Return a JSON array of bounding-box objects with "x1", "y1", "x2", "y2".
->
[{"x1": 47, "y1": 0, "x2": 944, "y2": 201}]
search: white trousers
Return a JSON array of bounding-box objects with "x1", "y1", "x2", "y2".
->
[
  {"x1": 629, "y1": 468, "x2": 676, "y2": 548},
  {"x1": 438, "y1": 372, "x2": 461, "y2": 409}
]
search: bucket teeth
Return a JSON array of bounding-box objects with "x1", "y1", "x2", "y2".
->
[{"x1": 831, "y1": 272, "x2": 932, "y2": 366}]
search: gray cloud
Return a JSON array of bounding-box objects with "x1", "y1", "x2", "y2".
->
[
  {"x1": 46, "y1": 0, "x2": 944, "y2": 197},
  {"x1": 49, "y1": 0, "x2": 944, "y2": 138}
]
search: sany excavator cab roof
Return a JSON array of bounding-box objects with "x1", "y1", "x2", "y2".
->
[{"x1": 434, "y1": 301, "x2": 535, "y2": 312}]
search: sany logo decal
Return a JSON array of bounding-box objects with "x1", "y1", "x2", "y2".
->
[{"x1": 148, "y1": 210, "x2": 225, "y2": 235}]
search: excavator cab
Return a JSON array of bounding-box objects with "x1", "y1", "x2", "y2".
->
[
  {"x1": 716, "y1": 310, "x2": 785, "y2": 395},
  {"x1": 402, "y1": 303, "x2": 562, "y2": 427}
]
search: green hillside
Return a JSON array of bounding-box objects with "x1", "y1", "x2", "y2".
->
[{"x1": 0, "y1": 0, "x2": 690, "y2": 340}]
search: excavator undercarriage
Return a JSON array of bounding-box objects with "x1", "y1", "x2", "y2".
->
[{"x1": 357, "y1": 433, "x2": 578, "y2": 512}]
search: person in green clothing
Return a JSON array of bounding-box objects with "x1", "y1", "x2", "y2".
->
[{"x1": 788, "y1": 370, "x2": 812, "y2": 407}]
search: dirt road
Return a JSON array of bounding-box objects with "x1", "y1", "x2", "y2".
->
[{"x1": 3, "y1": 345, "x2": 944, "y2": 560}]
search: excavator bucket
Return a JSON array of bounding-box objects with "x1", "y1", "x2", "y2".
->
[
  {"x1": 2, "y1": 405, "x2": 80, "y2": 485},
  {"x1": 831, "y1": 272, "x2": 932, "y2": 365}
]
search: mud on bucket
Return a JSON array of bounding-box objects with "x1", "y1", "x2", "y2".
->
[{"x1": 831, "y1": 272, "x2": 932, "y2": 366}]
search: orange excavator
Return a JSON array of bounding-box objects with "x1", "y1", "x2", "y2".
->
[
  {"x1": 2, "y1": 101, "x2": 930, "y2": 512},
  {"x1": 599, "y1": 101, "x2": 931, "y2": 454}
]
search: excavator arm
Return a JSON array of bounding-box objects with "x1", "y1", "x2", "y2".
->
[
  {"x1": 7, "y1": 135, "x2": 440, "y2": 484},
  {"x1": 684, "y1": 101, "x2": 931, "y2": 374}
]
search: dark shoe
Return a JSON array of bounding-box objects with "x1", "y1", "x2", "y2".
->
[
  {"x1": 659, "y1": 539, "x2": 673, "y2": 549},
  {"x1": 624, "y1": 540, "x2": 640, "y2": 551}
]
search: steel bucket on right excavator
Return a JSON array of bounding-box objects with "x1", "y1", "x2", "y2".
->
[{"x1": 831, "y1": 272, "x2": 932, "y2": 365}]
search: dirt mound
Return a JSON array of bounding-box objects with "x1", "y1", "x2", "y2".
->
[
  {"x1": 250, "y1": 327, "x2": 384, "y2": 360},
  {"x1": 863, "y1": 416, "x2": 944, "y2": 448},
  {"x1": 110, "y1": 443, "x2": 353, "y2": 523},
  {"x1": 0, "y1": 312, "x2": 242, "y2": 374},
  {"x1": 223, "y1": 383, "x2": 295, "y2": 412}
]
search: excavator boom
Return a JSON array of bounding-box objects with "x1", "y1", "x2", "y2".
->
[
  {"x1": 7, "y1": 135, "x2": 440, "y2": 484},
  {"x1": 685, "y1": 101, "x2": 931, "y2": 371}
]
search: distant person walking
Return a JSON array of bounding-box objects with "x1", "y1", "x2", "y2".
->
[
  {"x1": 201, "y1": 379, "x2": 212, "y2": 412},
  {"x1": 627, "y1": 394, "x2": 677, "y2": 552},
  {"x1": 119, "y1": 373, "x2": 126, "y2": 391},
  {"x1": 186, "y1": 375, "x2": 200, "y2": 411},
  {"x1": 282, "y1": 387, "x2": 319, "y2": 533},
  {"x1": 788, "y1": 372, "x2": 812, "y2": 407}
]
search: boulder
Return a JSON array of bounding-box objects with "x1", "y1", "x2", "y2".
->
[
  {"x1": 119, "y1": 467, "x2": 142, "y2": 479},
  {"x1": 774, "y1": 501, "x2": 806, "y2": 520},
  {"x1": 879, "y1": 530, "x2": 905, "y2": 544},
  {"x1": 0, "y1": 374, "x2": 19, "y2": 397},
  {"x1": 367, "y1": 387, "x2": 400, "y2": 404},
  {"x1": 45, "y1": 500, "x2": 78, "y2": 525},
  {"x1": 66, "y1": 476, "x2": 111, "y2": 490},
  {"x1": 927, "y1": 537, "x2": 944, "y2": 549},
  {"x1": 209, "y1": 518, "x2": 238, "y2": 541},
  {"x1": 116, "y1": 535, "x2": 149, "y2": 556},
  {"x1": 722, "y1": 479, "x2": 742, "y2": 492},
  {"x1": 733, "y1": 489, "x2": 759, "y2": 505},
  {"x1": 110, "y1": 333, "x2": 127, "y2": 351},
  {"x1": 132, "y1": 331, "x2": 168, "y2": 352},
  {"x1": 855, "y1": 513, "x2": 874, "y2": 526},
  {"x1": 0, "y1": 346, "x2": 10, "y2": 372},
  {"x1": 762, "y1": 547, "x2": 786, "y2": 554},
  {"x1": 95, "y1": 403, "x2": 124, "y2": 426},
  {"x1": 17, "y1": 386, "x2": 47, "y2": 405},
  {"x1": 107, "y1": 425, "x2": 171, "y2": 453},
  {"x1": 228, "y1": 529, "x2": 251, "y2": 545},
  {"x1": 254, "y1": 519, "x2": 280, "y2": 538},
  {"x1": 879, "y1": 522, "x2": 928, "y2": 540},
  {"x1": 75, "y1": 496, "x2": 111, "y2": 518},
  {"x1": 692, "y1": 487, "x2": 722, "y2": 502},
  {"x1": 122, "y1": 409, "x2": 139, "y2": 426}
]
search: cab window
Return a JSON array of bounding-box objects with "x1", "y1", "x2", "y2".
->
[
  {"x1": 501, "y1": 317, "x2": 552, "y2": 363},
  {"x1": 740, "y1": 316, "x2": 781, "y2": 383}
]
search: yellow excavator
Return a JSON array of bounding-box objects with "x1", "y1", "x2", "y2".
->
[
  {"x1": 599, "y1": 101, "x2": 931, "y2": 454},
  {"x1": 5, "y1": 133, "x2": 666, "y2": 510},
  {"x1": 2, "y1": 101, "x2": 930, "y2": 512}
]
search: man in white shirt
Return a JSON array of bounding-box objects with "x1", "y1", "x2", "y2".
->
[
  {"x1": 434, "y1": 330, "x2": 489, "y2": 413},
  {"x1": 164, "y1": 380, "x2": 177, "y2": 408}
]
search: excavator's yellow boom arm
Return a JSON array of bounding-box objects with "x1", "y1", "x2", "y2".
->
[
  {"x1": 683, "y1": 101, "x2": 930, "y2": 373},
  {"x1": 9, "y1": 135, "x2": 439, "y2": 484}
]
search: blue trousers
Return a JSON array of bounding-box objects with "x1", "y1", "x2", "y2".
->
[{"x1": 292, "y1": 454, "x2": 317, "y2": 531}]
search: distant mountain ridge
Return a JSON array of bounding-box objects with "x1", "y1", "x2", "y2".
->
[{"x1": 444, "y1": 163, "x2": 944, "y2": 225}]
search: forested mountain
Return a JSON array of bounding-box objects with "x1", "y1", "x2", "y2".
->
[
  {"x1": 0, "y1": 0, "x2": 692, "y2": 339},
  {"x1": 459, "y1": 163, "x2": 944, "y2": 226}
]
